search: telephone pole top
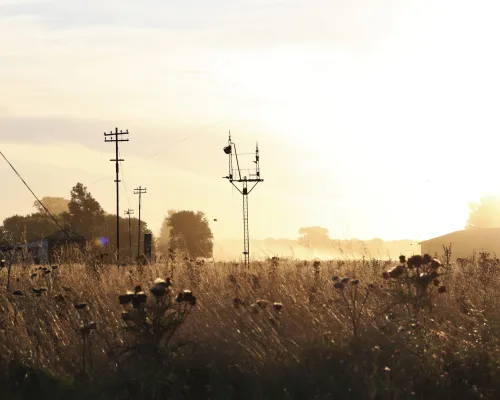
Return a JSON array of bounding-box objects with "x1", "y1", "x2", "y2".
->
[
  {"x1": 222, "y1": 131, "x2": 263, "y2": 268},
  {"x1": 104, "y1": 127, "x2": 129, "y2": 269}
]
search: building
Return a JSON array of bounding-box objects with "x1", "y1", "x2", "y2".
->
[
  {"x1": 419, "y1": 228, "x2": 500, "y2": 260},
  {"x1": 24, "y1": 229, "x2": 87, "y2": 264}
]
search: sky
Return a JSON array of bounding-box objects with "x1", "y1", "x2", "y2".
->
[{"x1": 1, "y1": 0, "x2": 500, "y2": 243}]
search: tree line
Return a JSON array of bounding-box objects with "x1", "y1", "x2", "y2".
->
[{"x1": 0, "y1": 182, "x2": 214, "y2": 259}]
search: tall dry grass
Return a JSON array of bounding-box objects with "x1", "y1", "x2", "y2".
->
[{"x1": 0, "y1": 253, "x2": 500, "y2": 399}]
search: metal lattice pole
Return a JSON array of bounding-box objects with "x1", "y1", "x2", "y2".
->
[{"x1": 223, "y1": 132, "x2": 263, "y2": 268}]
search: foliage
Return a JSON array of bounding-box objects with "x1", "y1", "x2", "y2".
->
[
  {"x1": 466, "y1": 195, "x2": 500, "y2": 229},
  {"x1": 67, "y1": 183, "x2": 106, "y2": 240},
  {"x1": 1, "y1": 254, "x2": 500, "y2": 399},
  {"x1": 33, "y1": 196, "x2": 70, "y2": 215},
  {"x1": 167, "y1": 210, "x2": 213, "y2": 258},
  {"x1": 298, "y1": 226, "x2": 331, "y2": 248},
  {"x1": 2, "y1": 213, "x2": 58, "y2": 243},
  {"x1": 156, "y1": 210, "x2": 175, "y2": 256}
]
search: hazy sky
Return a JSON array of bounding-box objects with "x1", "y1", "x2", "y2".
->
[{"x1": 1, "y1": 0, "x2": 500, "y2": 242}]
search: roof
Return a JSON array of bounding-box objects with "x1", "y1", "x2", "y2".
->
[{"x1": 418, "y1": 227, "x2": 500, "y2": 244}]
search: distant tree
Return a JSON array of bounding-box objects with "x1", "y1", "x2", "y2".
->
[
  {"x1": 466, "y1": 195, "x2": 500, "y2": 229},
  {"x1": 298, "y1": 226, "x2": 331, "y2": 248},
  {"x1": 167, "y1": 210, "x2": 213, "y2": 258},
  {"x1": 68, "y1": 183, "x2": 105, "y2": 240},
  {"x1": 2, "y1": 213, "x2": 58, "y2": 243},
  {"x1": 156, "y1": 210, "x2": 175, "y2": 255},
  {"x1": 101, "y1": 214, "x2": 150, "y2": 258},
  {"x1": 33, "y1": 196, "x2": 69, "y2": 215}
]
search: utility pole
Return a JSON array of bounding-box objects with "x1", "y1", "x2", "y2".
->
[
  {"x1": 223, "y1": 131, "x2": 263, "y2": 268},
  {"x1": 104, "y1": 128, "x2": 129, "y2": 268},
  {"x1": 124, "y1": 209, "x2": 134, "y2": 261},
  {"x1": 134, "y1": 186, "x2": 147, "y2": 260}
]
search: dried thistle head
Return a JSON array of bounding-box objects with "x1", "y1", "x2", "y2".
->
[
  {"x1": 256, "y1": 299, "x2": 268, "y2": 309},
  {"x1": 74, "y1": 302, "x2": 87, "y2": 310},
  {"x1": 351, "y1": 279, "x2": 360, "y2": 286},
  {"x1": 340, "y1": 277, "x2": 350, "y2": 284},
  {"x1": 422, "y1": 254, "x2": 432, "y2": 264},
  {"x1": 334, "y1": 282, "x2": 345, "y2": 290}
]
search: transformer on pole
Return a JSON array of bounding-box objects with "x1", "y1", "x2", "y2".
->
[{"x1": 222, "y1": 131, "x2": 263, "y2": 268}]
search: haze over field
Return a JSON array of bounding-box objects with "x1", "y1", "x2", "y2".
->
[{"x1": 2, "y1": 0, "x2": 500, "y2": 248}]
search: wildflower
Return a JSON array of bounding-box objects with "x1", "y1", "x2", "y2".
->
[
  {"x1": 132, "y1": 292, "x2": 147, "y2": 308},
  {"x1": 423, "y1": 254, "x2": 432, "y2": 264},
  {"x1": 43, "y1": 269, "x2": 51, "y2": 275},
  {"x1": 13, "y1": 290, "x2": 23, "y2": 296},
  {"x1": 438, "y1": 286, "x2": 447, "y2": 294},
  {"x1": 256, "y1": 299, "x2": 268, "y2": 308},
  {"x1": 407, "y1": 255, "x2": 423, "y2": 269},
  {"x1": 74, "y1": 303, "x2": 87, "y2": 310},
  {"x1": 150, "y1": 282, "x2": 167, "y2": 298},
  {"x1": 80, "y1": 322, "x2": 97, "y2": 334},
  {"x1": 389, "y1": 265, "x2": 404, "y2": 278},
  {"x1": 30, "y1": 273, "x2": 37, "y2": 279},
  {"x1": 119, "y1": 291, "x2": 134, "y2": 305},
  {"x1": 54, "y1": 294, "x2": 65, "y2": 302},
  {"x1": 273, "y1": 302, "x2": 283, "y2": 311},
  {"x1": 384, "y1": 366, "x2": 391, "y2": 372},
  {"x1": 121, "y1": 311, "x2": 132, "y2": 321}
]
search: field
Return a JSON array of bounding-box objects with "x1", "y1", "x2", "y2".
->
[{"x1": 1, "y1": 253, "x2": 500, "y2": 400}]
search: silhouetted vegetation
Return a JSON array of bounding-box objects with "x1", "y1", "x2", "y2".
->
[
  {"x1": 166, "y1": 210, "x2": 213, "y2": 258},
  {"x1": 0, "y1": 251, "x2": 500, "y2": 399}
]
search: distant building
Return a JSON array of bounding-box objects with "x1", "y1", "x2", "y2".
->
[
  {"x1": 24, "y1": 229, "x2": 87, "y2": 264},
  {"x1": 419, "y1": 228, "x2": 500, "y2": 260}
]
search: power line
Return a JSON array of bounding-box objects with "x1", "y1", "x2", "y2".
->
[
  {"x1": 0, "y1": 149, "x2": 74, "y2": 243},
  {"x1": 90, "y1": 120, "x2": 224, "y2": 186}
]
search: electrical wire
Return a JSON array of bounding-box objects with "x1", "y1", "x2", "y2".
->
[
  {"x1": 0, "y1": 149, "x2": 75, "y2": 243},
  {"x1": 90, "y1": 119, "x2": 225, "y2": 186}
]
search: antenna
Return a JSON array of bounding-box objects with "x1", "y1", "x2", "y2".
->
[{"x1": 223, "y1": 131, "x2": 263, "y2": 268}]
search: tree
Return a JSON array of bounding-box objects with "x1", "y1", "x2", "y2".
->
[
  {"x1": 167, "y1": 210, "x2": 213, "y2": 258},
  {"x1": 33, "y1": 196, "x2": 69, "y2": 215},
  {"x1": 298, "y1": 226, "x2": 331, "y2": 248},
  {"x1": 156, "y1": 210, "x2": 175, "y2": 255},
  {"x1": 466, "y1": 195, "x2": 500, "y2": 229},
  {"x1": 2, "y1": 213, "x2": 58, "y2": 243},
  {"x1": 68, "y1": 183, "x2": 105, "y2": 240}
]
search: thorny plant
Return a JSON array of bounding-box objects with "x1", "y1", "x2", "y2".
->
[
  {"x1": 118, "y1": 278, "x2": 196, "y2": 362},
  {"x1": 382, "y1": 254, "x2": 448, "y2": 320},
  {"x1": 74, "y1": 302, "x2": 97, "y2": 374},
  {"x1": 332, "y1": 275, "x2": 375, "y2": 337}
]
